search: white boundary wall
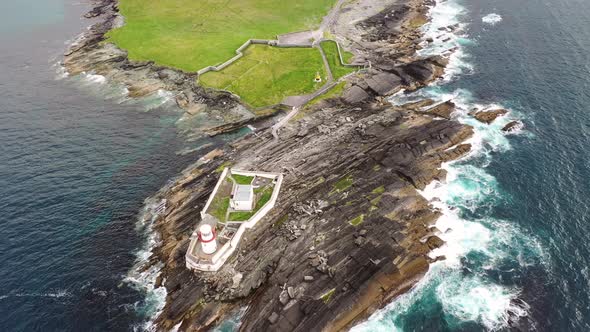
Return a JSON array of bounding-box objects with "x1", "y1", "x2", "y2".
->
[
  {"x1": 200, "y1": 167, "x2": 229, "y2": 219},
  {"x1": 186, "y1": 168, "x2": 284, "y2": 272}
]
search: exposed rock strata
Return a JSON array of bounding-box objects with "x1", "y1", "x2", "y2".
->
[
  {"x1": 473, "y1": 109, "x2": 508, "y2": 124},
  {"x1": 424, "y1": 100, "x2": 456, "y2": 120},
  {"x1": 140, "y1": 0, "x2": 475, "y2": 327},
  {"x1": 67, "y1": 0, "x2": 476, "y2": 331},
  {"x1": 150, "y1": 98, "x2": 473, "y2": 331},
  {"x1": 502, "y1": 120, "x2": 523, "y2": 133}
]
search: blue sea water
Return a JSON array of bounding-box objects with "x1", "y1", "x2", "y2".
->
[
  {"x1": 3, "y1": 0, "x2": 590, "y2": 331},
  {"x1": 0, "y1": 1, "x2": 211, "y2": 330},
  {"x1": 354, "y1": 0, "x2": 590, "y2": 331}
]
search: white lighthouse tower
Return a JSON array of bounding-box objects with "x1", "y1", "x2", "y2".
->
[{"x1": 199, "y1": 224, "x2": 217, "y2": 254}]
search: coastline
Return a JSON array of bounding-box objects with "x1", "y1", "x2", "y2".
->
[
  {"x1": 61, "y1": 0, "x2": 501, "y2": 330},
  {"x1": 353, "y1": 2, "x2": 535, "y2": 330}
]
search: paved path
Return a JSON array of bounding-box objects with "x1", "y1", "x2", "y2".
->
[
  {"x1": 271, "y1": 107, "x2": 300, "y2": 141},
  {"x1": 312, "y1": 0, "x2": 346, "y2": 43}
]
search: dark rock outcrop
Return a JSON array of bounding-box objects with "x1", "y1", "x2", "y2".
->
[
  {"x1": 67, "y1": 0, "x2": 477, "y2": 331},
  {"x1": 148, "y1": 101, "x2": 473, "y2": 331},
  {"x1": 343, "y1": 86, "x2": 371, "y2": 104},
  {"x1": 502, "y1": 120, "x2": 523, "y2": 133},
  {"x1": 365, "y1": 72, "x2": 403, "y2": 96},
  {"x1": 425, "y1": 100, "x2": 455, "y2": 119},
  {"x1": 473, "y1": 109, "x2": 508, "y2": 124}
]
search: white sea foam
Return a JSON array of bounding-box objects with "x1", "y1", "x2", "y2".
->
[
  {"x1": 482, "y1": 13, "x2": 503, "y2": 25},
  {"x1": 83, "y1": 72, "x2": 107, "y2": 85},
  {"x1": 418, "y1": 0, "x2": 473, "y2": 80},
  {"x1": 139, "y1": 89, "x2": 176, "y2": 111},
  {"x1": 435, "y1": 273, "x2": 529, "y2": 330},
  {"x1": 353, "y1": 0, "x2": 543, "y2": 330},
  {"x1": 63, "y1": 66, "x2": 178, "y2": 112},
  {"x1": 125, "y1": 197, "x2": 172, "y2": 331},
  {"x1": 0, "y1": 289, "x2": 72, "y2": 299},
  {"x1": 54, "y1": 63, "x2": 69, "y2": 80}
]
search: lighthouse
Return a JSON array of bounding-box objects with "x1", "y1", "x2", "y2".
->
[{"x1": 198, "y1": 224, "x2": 217, "y2": 254}]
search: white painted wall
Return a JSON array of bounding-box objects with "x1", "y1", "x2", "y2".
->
[{"x1": 186, "y1": 172, "x2": 284, "y2": 272}]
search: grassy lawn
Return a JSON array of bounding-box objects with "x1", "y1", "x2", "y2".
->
[
  {"x1": 107, "y1": 0, "x2": 336, "y2": 72},
  {"x1": 320, "y1": 40, "x2": 358, "y2": 79},
  {"x1": 232, "y1": 174, "x2": 254, "y2": 185},
  {"x1": 199, "y1": 45, "x2": 327, "y2": 107},
  {"x1": 209, "y1": 196, "x2": 230, "y2": 222},
  {"x1": 228, "y1": 211, "x2": 252, "y2": 221}
]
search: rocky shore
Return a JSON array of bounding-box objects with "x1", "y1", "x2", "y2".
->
[
  {"x1": 64, "y1": 0, "x2": 501, "y2": 331},
  {"x1": 64, "y1": 0, "x2": 255, "y2": 131}
]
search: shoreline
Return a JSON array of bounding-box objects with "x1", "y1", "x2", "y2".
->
[{"x1": 61, "y1": 0, "x2": 501, "y2": 330}]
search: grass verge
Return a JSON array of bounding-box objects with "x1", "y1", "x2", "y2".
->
[
  {"x1": 232, "y1": 174, "x2": 254, "y2": 185},
  {"x1": 320, "y1": 40, "x2": 358, "y2": 79}
]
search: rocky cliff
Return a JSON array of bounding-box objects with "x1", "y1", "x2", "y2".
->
[
  {"x1": 67, "y1": 0, "x2": 475, "y2": 330},
  {"x1": 150, "y1": 97, "x2": 472, "y2": 331}
]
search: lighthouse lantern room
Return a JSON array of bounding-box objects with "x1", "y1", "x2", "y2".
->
[{"x1": 198, "y1": 224, "x2": 217, "y2": 254}]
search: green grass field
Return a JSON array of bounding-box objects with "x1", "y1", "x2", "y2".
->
[
  {"x1": 107, "y1": 0, "x2": 336, "y2": 72},
  {"x1": 320, "y1": 40, "x2": 358, "y2": 79},
  {"x1": 199, "y1": 45, "x2": 326, "y2": 107},
  {"x1": 232, "y1": 174, "x2": 254, "y2": 185}
]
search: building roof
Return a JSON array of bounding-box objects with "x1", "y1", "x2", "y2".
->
[{"x1": 233, "y1": 185, "x2": 253, "y2": 202}]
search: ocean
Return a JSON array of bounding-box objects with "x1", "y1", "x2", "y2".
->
[
  {"x1": 2, "y1": 0, "x2": 590, "y2": 331},
  {"x1": 353, "y1": 0, "x2": 590, "y2": 331},
  {"x1": 0, "y1": 1, "x2": 208, "y2": 330}
]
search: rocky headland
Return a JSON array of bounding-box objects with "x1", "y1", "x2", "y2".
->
[{"x1": 63, "y1": 0, "x2": 510, "y2": 330}]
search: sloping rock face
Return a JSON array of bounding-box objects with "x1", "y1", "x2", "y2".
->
[
  {"x1": 425, "y1": 100, "x2": 455, "y2": 119},
  {"x1": 66, "y1": 0, "x2": 476, "y2": 330},
  {"x1": 473, "y1": 109, "x2": 508, "y2": 124},
  {"x1": 365, "y1": 72, "x2": 403, "y2": 96},
  {"x1": 502, "y1": 120, "x2": 523, "y2": 132},
  {"x1": 149, "y1": 101, "x2": 473, "y2": 331}
]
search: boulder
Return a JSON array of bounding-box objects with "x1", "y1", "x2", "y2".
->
[
  {"x1": 502, "y1": 120, "x2": 523, "y2": 132},
  {"x1": 426, "y1": 100, "x2": 455, "y2": 119},
  {"x1": 473, "y1": 109, "x2": 508, "y2": 124},
  {"x1": 426, "y1": 236, "x2": 444, "y2": 249},
  {"x1": 343, "y1": 86, "x2": 370, "y2": 104},
  {"x1": 279, "y1": 290, "x2": 290, "y2": 305}
]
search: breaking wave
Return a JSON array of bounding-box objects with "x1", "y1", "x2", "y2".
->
[
  {"x1": 56, "y1": 64, "x2": 177, "y2": 112},
  {"x1": 482, "y1": 13, "x2": 503, "y2": 25},
  {"x1": 125, "y1": 196, "x2": 172, "y2": 332},
  {"x1": 0, "y1": 289, "x2": 72, "y2": 300},
  {"x1": 354, "y1": 0, "x2": 545, "y2": 331}
]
